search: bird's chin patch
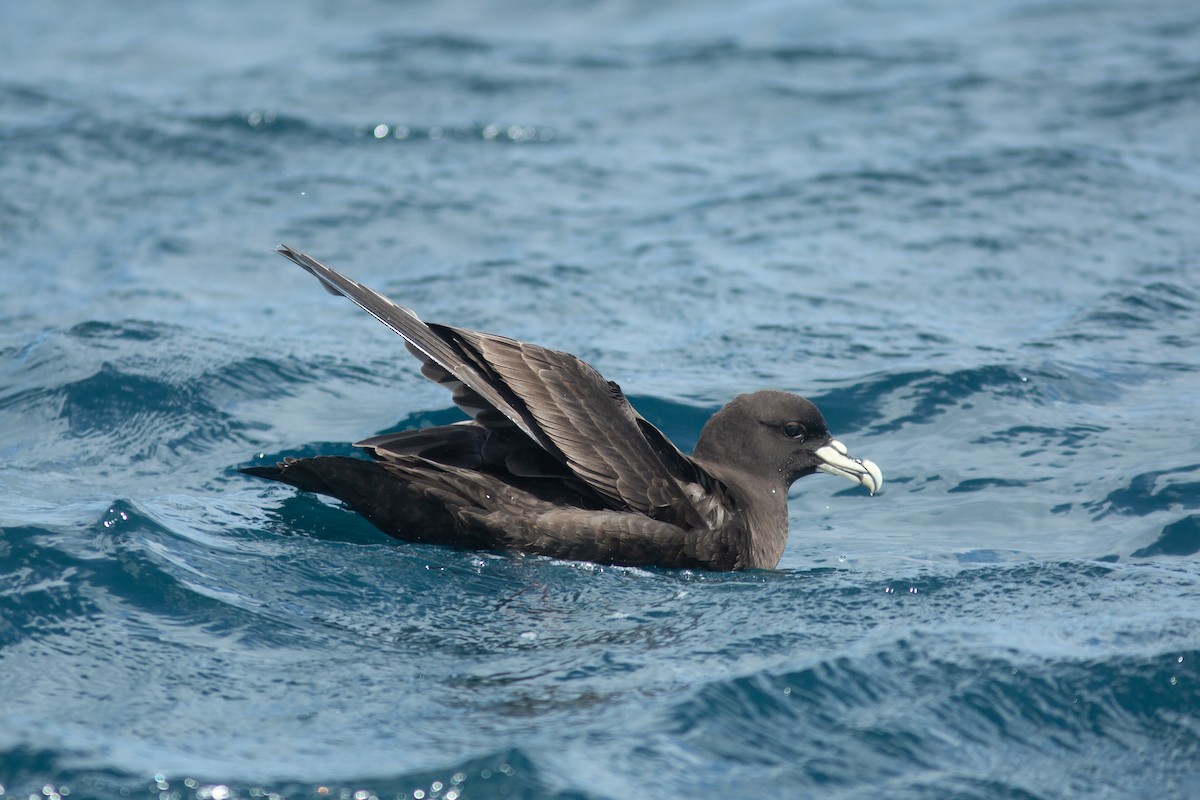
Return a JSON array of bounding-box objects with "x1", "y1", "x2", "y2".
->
[{"x1": 814, "y1": 439, "x2": 883, "y2": 495}]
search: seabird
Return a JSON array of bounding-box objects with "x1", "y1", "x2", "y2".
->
[{"x1": 243, "y1": 246, "x2": 882, "y2": 570}]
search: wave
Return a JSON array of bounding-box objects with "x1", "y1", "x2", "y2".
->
[
  {"x1": 654, "y1": 637, "x2": 1199, "y2": 797},
  {"x1": 0, "y1": 320, "x2": 395, "y2": 474},
  {"x1": 0, "y1": 746, "x2": 559, "y2": 800},
  {"x1": 5, "y1": 504, "x2": 1199, "y2": 797}
]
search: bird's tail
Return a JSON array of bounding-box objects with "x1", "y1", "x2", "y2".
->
[{"x1": 241, "y1": 456, "x2": 491, "y2": 548}]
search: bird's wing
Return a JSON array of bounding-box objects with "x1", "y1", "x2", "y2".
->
[{"x1": 275, "y1": 245, "x2": 718, "y2": 528}]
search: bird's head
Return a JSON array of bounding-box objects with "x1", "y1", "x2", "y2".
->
[{"x1": 693, "y1": 389, "x2": 882, "y2": 494}]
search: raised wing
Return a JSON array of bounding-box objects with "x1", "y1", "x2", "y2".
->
[{"x1": 274, "y1": 245, "x2": 715, "y2": 528}]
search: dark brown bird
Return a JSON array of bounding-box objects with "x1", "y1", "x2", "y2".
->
[{"x1": 243, "y1": 246, "x2": 883, "y2": 570}]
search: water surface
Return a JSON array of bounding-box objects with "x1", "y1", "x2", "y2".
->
[{"x1": 2, "y1": 1, "x2": 1199, "y2": 797}]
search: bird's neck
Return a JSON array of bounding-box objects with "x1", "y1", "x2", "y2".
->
[
  {"x1": 743, "y1": 480, "x2": 791, "y2": 569},
  {"x1": 700, "y1": 463, "x2": 792, "y2": 570}
]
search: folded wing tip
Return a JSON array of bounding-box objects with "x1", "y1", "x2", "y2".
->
[
  {"x1": 275, "y1": 243, "x2": 306, "y2": 264},
  {"x1": 273, "y1": 244, "x2": 346, "y2": 296}
]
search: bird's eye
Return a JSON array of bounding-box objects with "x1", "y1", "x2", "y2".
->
[{"x1": 782, "y1": 422, "x2": 806, "y2": 440}]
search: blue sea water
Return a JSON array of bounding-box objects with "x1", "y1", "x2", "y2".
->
[{"x1": 2, "y1": 0, "x2": 1199, "y2": 797}]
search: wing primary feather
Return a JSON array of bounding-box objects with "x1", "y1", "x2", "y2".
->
[{"x1": 275, "y1": 245, "x2": 553, "y2": 451}]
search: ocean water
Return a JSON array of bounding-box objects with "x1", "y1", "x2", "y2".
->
[{"x1": 2, "y1": 0, "x2": 1199, "y2": 797}]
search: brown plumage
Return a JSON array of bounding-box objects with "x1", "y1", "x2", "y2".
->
[{"x1": 243, "y1": 246, "x2": 882, "y2": 570}]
